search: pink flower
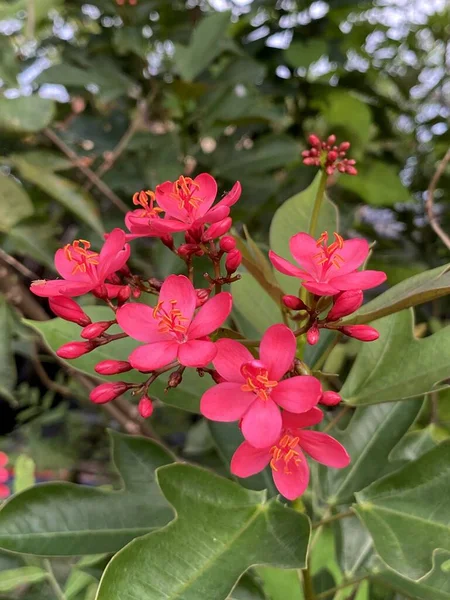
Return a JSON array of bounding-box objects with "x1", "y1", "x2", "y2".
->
[
  {"x1": 31, "y1": 229, "x2": 130, "y2": 298},
  {"x1": 231, "y1": 408, "x2": 350, "y2": 500},
  {"x1": 200, "y1": 324, "x2": 322, "y2": 448},
  {"x1": 124, "y1": 190, "x2": 165, "y2": 240},
  {"x1": 116, "y1": 275, "x2": 232, "y2": 371},
  {"x1": 269, "y1": 231, "x2": 386, "y2": 296}
]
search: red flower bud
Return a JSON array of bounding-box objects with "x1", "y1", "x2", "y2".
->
[
  {"x1": 178, "y1": 244, "x2": 201, "y2": 258},
  {"x1": 161, "y1": 234, "x2": 174, "y2": 250},
  {"x1": 56, "y1": 341, "x2": 95, "y2": 359},
  {"x1": 195, "y1": 288, "x2": 211, "y2": 307},
  {"x1": 320, "y1": 391, "x2": 342, "y2": 406},
  {"x1": 203, "y1": 217, "x2": 232, "y2": 241},
  {"x1": 108, "y1": 273, "x2": 121, "y2": 285},
  {"x1": 308, "y1": 134, "x2": 321, "y2": 148},
  {"x1": 339, "y1": 141, "x2": 350, "y2": 152},
  {"x1": 93, "y1": 284, "x2": 108, "y2": 300},
  {"x1": 220, "y1": 235, "x2": 236, "y2": 252},
  {"x1": 327, "y1": 290, "x2": 363, "y2": 321},
  {"x1": 327, "y1": 134, "x2": 336, "y2": 146},
  {"x1": 306, "y1": 324, "x2": 320, "y2": 345},
  {"x1": 282, "y1": 295, "x2": 308, "y2": 311},
  {"x1": 48, "y1": 297, "x2": 91, "y2": 327},
  {"x1": 117, "y1": 285, "x2": 131, "y2": 305},
  {"x1": 340, "y1": 325, "x2": 379, "y2": 341},
  {"x1": 90, "y1": 382, "x2": 129, "y2": 404},
  {"x1": 138, "y1": 396, "x2": 154, "y2": 418},
  {"x1": 167, "y1": 371, "x2": 183, "y2": 388},
  {"x1": 225, "y1": 249, "x2": 242, "y2": 274},
  {"x1": 327, "y1": 150, "x2": 338, "y2": 162},
  {"x1": 81, "y1": 321, "x2": 113, "y2": 339},
  {"x1": 95, "y1": 360, "x2": 132, "y2": 375}
]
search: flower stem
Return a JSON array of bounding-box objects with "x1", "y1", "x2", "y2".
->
[
  {"x1": 301, "y1": 564, "x2": 316, "y2": 600},
  {"x1": 43, "y1": 559, "x2": 66, "y2": 600},
  {"x1": 315, "y1": 575, "x2": 369, "y2": 599},
  {"x1": 308, "y1": 170, "x2": 328, "y2": 237},
  {"x1": 312, "y1": 508, "x2": 354, "y2": 529}
]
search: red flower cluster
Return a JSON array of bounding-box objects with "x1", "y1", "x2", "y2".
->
[{"x1": 302, "y1": 134, "x2": 357, "y2": 176}]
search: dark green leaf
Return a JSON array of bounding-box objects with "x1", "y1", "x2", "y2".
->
[
  {"x1": 0, "y1": 567, "x2": 47, "y2": 591},
  {"x1": 340, "y1": 161, "x2": 410, "y2": 205},
  {"x1": 284, "y1": 40, "x2": 327, "y2": 69},
  {"x1": 0, "y1": 96, "x2": 55, "y2": 134},
  {"x1": 0, "y1": 173, "x2": 34, "y2": 232},
  {"x1": 0, "y1": 297, "x2": 17, "y2": 400},
  {"x1": 232, "y1": 273, "x2": 282, "y2": 335}
]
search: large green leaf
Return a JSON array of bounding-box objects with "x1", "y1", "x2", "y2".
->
[
  {"x1": 11, "y1": 156, "x2": 104, "y2": 236},
  {"x1": 96, "y1": 464, "x2": 310, "y2": 600},
  {"x1": 0, "y1": 431, "x2": 174, "y2": 555},
  {"x1": 321, "y1": 399, "x2": 422, "y2": 505},
  {"x1": 232, "y1": 273, "x2": 283, "y2": 336},
  {"x1": 174, "y1": 11, "x2": 231, "y2": 82},
  {"x1": 26, "y1": 307, "x2": 211, "y2": 413},
  {"x1": 339, "y1": 161, "x2": 410, "y2": 206},
  {"x1": 0, "y1": 567, "x2": 47, "y2": 592},
  {"x1": 0, "y1": 96, "x2": 55, "y2": 134},
  {"x1": 341, "y1": 310, "x2": 450, "y2": 405},
  {"x1": 269, "y1": 173, "x2": 338, "y2": 294},
  {"x1": 341, "y1": 263, "x2": 450, "y2": 325},
  {"x1": 0, "y1": 173, "x2": 34, "y2": 232},
  {"x1": 355, "y1": 442, "x2": 450, "y2": 580},
  {"x1": 256, "y1": 567, "x2": 304, "y2": 600},
  {"x1": 284, "y1": 40, "x2": 327, "y2": 69}
]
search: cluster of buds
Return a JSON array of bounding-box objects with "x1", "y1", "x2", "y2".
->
[{"x1": 302, "y1": 134, "x2": 357, "y2": 176}]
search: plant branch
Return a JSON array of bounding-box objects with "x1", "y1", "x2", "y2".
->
[
  {"x1": 301, "y1": 563, "x2": 316, "y2": 600},
  {"x1": 323, "y1": 404, "x2": 351, "y2": 433},
  {"x1": 0, "y1": 248, "x2": 39, "y2": 279},
  {"x1": 315, "y1": 575, "x2": 369, "y2": 599},
  {"x1": 425, "y1": 147, "x2": 450, "y2": 250},
  {"x1": 312, "y1": 509, "x2": 354, "y2": 529},
  {"x1": 308, "y1": 170, "x2": 328, "y2": 237},
  {"x1": 43, "y1": 559, "x2": 66, "y2": 600}
]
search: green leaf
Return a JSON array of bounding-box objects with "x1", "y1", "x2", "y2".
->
[
  {"x1": 0, "y1": 297, "x2": 17, "y2": 400},
  {"x1": 232, "y1": 273, "x2": 282, "y2": 335},
  {"x1": 340, "y1": 264, "x2": 450, "y2": 325},
  {"x1": 284, "y1": 40, "x2": 327, "y2": 69},
  {"x1": 96, "y1": 464, "x2": 310, "y2": 600},
  {"x1": 0, "y1": 566, "x2": 47, "y2": 591},
  {"x1": 11, "y1": 156, "x2": 104, "y2": 236},
  {"x1": 13, "y1": 455, "x2": 35, "y2": 494},
  {"x1": 0, "y1": 96, "x2": 55, "y2": 134},
  {"x1": 339, "y1": 160, "x2": 410, "y2": 205},
  {"x1": 0, "y1": 431, "x2": 174, "y2": 555},
  {"x1": 174, "y1": 11, "x2": 231, "y2": 82},
  {"x1": 341, "y1": 310, "x2": 450, "y2": 405},
  {"x1": 229, "y1": 575, "x2": 266, "y2": 600},
  {"x1": 256, "y1": 566, "x2": 304, "y2": 600},
  {"x1": 355, "y1": 442, "x2": 450, "y2": 580},
  {"x1": 269, "y1": 172, "x2": 338, "y2": 295},
  {"x1": 26, "y1": 307, "x2": 210, "y2": 413},
  {"x1": 0, "y1": 173, "x2": 34, "y2": 232}
]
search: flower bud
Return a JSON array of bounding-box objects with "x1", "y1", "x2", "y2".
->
[
  {"x1": 48, "y1": 297, "x2": 91, "y2": 327},
  {"x1": 95, "y1": 360, "x2": 132, "y2": 375},
  {"x1": 167, "y1": 370, "x2": 183, "y2": 389},
  {"x1": 178, "y1": 243, "x2": 201, "y2": 258},
  {"x1": 282, "y1": 295, "x2": 308, "y2": 311},
  {"x1": 108, "y1": 273, "x2": 121, "y2": 285},
  {"x1": 195, "y1": 288, "x2": 211, "y2": 307},
  {"x1": 308, "y1": 134, "x2": 321, "y2": 148},
  {"x1": 339, "y1": 141, "x2": 350, "y2": 152},
  {"x1": 117, "y1": 285, "x2": 131, "y2": 305},
  {"x1": 92, "y1": 284, "x2": 108, "y2": 300},
  {"x1": 219, "y1": 235, "x2": 236, "y2": 253},
  {"x1": 340, "y1": 325, "x2": 379, "y2": 342},
  {"x1": 225, "y1": 249, "x2": 242, "y2": 274},
  {"x1": 327, "y1": 150, "x2": 338, "y2": 162},
  {"x1": 327, "y1": 290, "x2": 364, "y2": 321},
  {"x1": 81, "y1": 321, "x2": 113, "y2": 339},
  {"x1": 203, "y1": 217, "x2": 232, "y2": 241},
  {"x1": 56, "y1": 341, "x2": 95, "y2": 359},
  {"x1": 138, "y1": 396, "x2": 154, "y2": 418},
  {"x1": 161, "y1": 234, "x2": 174, "y2": 250},
  {"x1": 306, "y1": 324, "x2": 320, "y2": 345},
  {"x1": 320, "y1": 391, "x2": 342, "y2": 406},
  {"x1": 327, "y1": 134, "x2": 336, "y2": 146},
  {"x1": 90, "y1": 382, "x2": 129, "y2": 404}
]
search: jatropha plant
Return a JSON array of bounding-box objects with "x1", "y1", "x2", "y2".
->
[{"x1": 13, "y1": 134, "x2": 448, "y2": 600}]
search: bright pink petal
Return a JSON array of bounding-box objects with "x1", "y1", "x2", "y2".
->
[
  {"x1": 327, "y1": 239, "x2": 369, "y2": 277},
  {"x1": 231, "y1": 442, "x2": 271, "y2": 478},
  {"x1": 54, "y1": 249, "x2": 91, "y2": 282},
  {"x1": 159, "y1": 275, "x2": 197, "y2": 324},
  {"x1": 195, "y1": 204, "x2": 229, "y2": 225},
  {"x1": 155, "y1": 180, "x2": 188, "y2": 221},
  {"x1": 269, "y1": 251, "x2": 308, "y2": 279},
  {"x1": 298, "y1": 431, "x2": 350, "y2": 468},
  {"x1": 301, "y1": 279, "x2": 340, "y2": 296},
  {"x1": 213, "y1": 339, "x2": 254, "y2": 382},
  {"x1": 129, "y1": 341, "x2": 178, "y2": 371},
  {"x1": 177, "y1": 340, "x2": 217, "y2": 367},
  {"x1": 272, "y1": 451, "x2": 310, "y2": 500},
  {"x1": 282, "y1": 407, "x2": 324, "y2": 430},
  {"x1": 289, "y1": 233, "x2": 321, "y2": 278},
  {"x1": 241, "y1": 398, "x2": 282, "y2": 448},
  {"x1": 192, "y1": 173, "x2": 218, "y2": 218},
  {"x1": 149, "y1": 218, "x2": 189, "y2": 234},
  {"x1": 215, "y1": 181, "x2": 241, "y2": 208},
  {"x1": 272, "y1": 376, "x2": 322, "y2": 413},
  {"x1": 200, "y1": 383, "x2": 254, "y2": 421},
  {"x1": 259, "y1": 324, "x2": 296, "y2": 381},
  {"x1": 98, "y1": 228, "x2": 130, "y2": 279},
  {"x1": 188, "y1": 292, "x2": 232, "y2": 339},
  {"x1": 330, "y1": 270, "x2": 387, "y2": 291},
  {"x1": 30, "y1": 280, "x2": 93, "y2": 298},
  {"x1": 116, "y1": 303, "x2": 168, "y2": 343}
]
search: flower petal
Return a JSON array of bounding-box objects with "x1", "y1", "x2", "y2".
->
[
  {"x1": 272, "y1": 376, "x2": 322, "y2": 412},
  {"x1": 194, "y1": 204, "x2": 229, "y2": 225},
  {"x1": 200, "y1": 383, "x2": 254, "y2": 421},
  {"x1": 129, "y1": 341, "x2": 178, "y2": 371},
  {"x1": 30, "y1": 280, "x2": 93, "y2": 297},
  {"x1": 301, "y1": 279, "x2": 340, "y2": 296},
  {"x1": 231, "y1": 442, "x2": 271, "y2": 478},
  {"x1": 149, "y1": 218, "x2": 189, "y2": 234},
  {"x1": 272, "y1": 451, "x2": 310, "y2": 500},
  {"x1": 116, "y1": 303, "x2": 167, "y2": 343},
  {"x1": 215, "y1": 181, "x2": 241, "y2": 208},
  {"x1": 177, "y1": 340, "x2": 217, "y2": 367},
  {"x1": 98, "y1": 228, "x2": 130, "y2": 279},
  {"x1": 159, "y1": 275, "x2": 197, "y2": 324},
  {"x1": 282, "y1": 407, "x2": 324, "y2": 430},
  {"x1": 298, "y1": 430, "x2": 350, "y2": 468},
  {"x1": 213, "y1": 339, "x2": 254, "y2": 382},
  {"x1": 259, "y1": 324, "x2": 296, "y2": 381},
  {"x1": 327, "y1": 238, "x2": 369, "y2": 277},
  {"x1": 188, "y1": 292, "x2": 232, "y2": 339},
  {"x1": 191, "y1": 173, "x2": 218, "y2": 218},
  {"x1": 289, "y1": 232, "x2": 321, "y2": 278},
  {"x1": 330, "y1": 270, "x2": 387, "y2": 291},
  {"x1": 155, "y1": 180, "x2": 188, "y2": 221},
  {"x1": 269, "y1": 251, "x2": 308, "y2": 278},
  {"x1": 54, "y1": 248, "x2": 91, "y2": 282},
  {"x1": 241, "y1": 398, "x2": 282, "y2": 448}
]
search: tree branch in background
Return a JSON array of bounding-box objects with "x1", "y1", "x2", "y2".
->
[{"x1": 425, "y1": 147, "x2": 450, "y2": 251}]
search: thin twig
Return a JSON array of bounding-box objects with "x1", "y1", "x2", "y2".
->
[
  {"x1": 425, "y1": 147, "x2": 450, "y2": 250},
  {"x1": 43, "y1": 559, "x2": 66, "y2": 600},
  {"x1": 323, "y1": 404, "x2": 351, "y2": 433},
  {"x1": 0, "y1": 248, "x2": 39, "y2": 279},
  {"x1": 312, "y1": 509, "x2": 354, "y2": 529},
  {"x1": 44, "y1": 128, "x2": 129, "y2": 213},
  {"x1": 315, "y1": 575, "x2": 370, "y2": 599}
]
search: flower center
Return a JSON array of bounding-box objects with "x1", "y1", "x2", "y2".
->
[
  {"x1": 133, "y1": 190, "x2": 163, "y2": 219},
  {"x1": 240, "y1": 360, "x2": 278, "y2": 401},
  {"x1": 152, "y1": 299, "x2": 189, "y2": 341},
  {"x1": 63, "y1": 240, "x2": 99, "y2": 275},
  {"x1": 169, "y1": 176, "x2": 202, "y2": 214},
  {"x1": 270, "y1": 434, "x2": 301, "y2": 474},
  {"x1": 312, "y1": 231, "x2": 345, "y2": 272}
]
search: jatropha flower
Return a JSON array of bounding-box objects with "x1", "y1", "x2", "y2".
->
[
  {"x1": 116, "y1": 275, "x2": 232, "y2": 371},
  {"x1": 31, "y1": 229, "x2": 130, "y2": 298},
  {"x1": 200, "y1": 324, "x2": 322, "y2": 448},
  {"x1": 125, "y1": 190, "x2": 164, "y2": 240},
  {"x1": 302, "y1": 134, "x2": 357, "y2": 176},
  {"x1": 231, "y1": 408, "x2": 350, "y2": 500},
  {"x1": 269, "y1": 231, "x2": 386, "y2": 296}
]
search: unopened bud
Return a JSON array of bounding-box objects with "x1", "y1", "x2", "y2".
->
[
  {"x1": 117, "y1": 285, "x2": 131, "y2": 305},
  {"x1": 340, "y1": 325, "x2": 379, "y2": 341},
  {"x1": 48, "y1": 297, "x2": 91, "y2": 327},
  {"x1": 93, "y1": 284, "x2": 108, "y2": 300},
  {"x1": 339, "y1": 141, "x2": 350, "y2": 152},
  {"x1": 195, "y1": 288, "x2": 211, "y2": 307},
  {"x1": 282, "y1": 295, "x2": 308, "y2": 311},
  {"x1": 167, "y1": 371, "x2": 183, "y2": 389},
  {"x1": 308, "y1": 134, "x2": 321, "y2": 148},
  {"x1": 138, "y1": 396, "x2": 154, "y2": 418},
  {"x1": 95, "y1": 360, "x2": 132, "y2": 375},
  {"x1": 161, "y1": 234, "x2": 174, "y2": 250},
  {"x1": 327, "y1": 290, "x2": 363, "y2": 321},
  {"x1": 306, "y1": 324, "x2": 320, "y2": 346},
  {"x1": 320, "y1": 391, "x2": 342, "y2": 406},
  {"x1": 220, "y1": 235, "x2": 236, "y2": 253},
  {"x1": 203, "y1": 217, "x2": 232, "y2": 241},
  {"x1": 327, "y1": 134, "x2": 336, "y2": 146},
  {"x1": 90, "y1": 382, "x2": 129, "y2": 404},
  {"x1": 108, "y1": 273, "x2": 121, "y2": 285},
  {"x1": 81, "y1": 321, "x2": 113, "y2": 339},
  {"x1": 225, "y1": 249, "x2": 242, "y2": 274},
  {"x1": 56, "y1": 341, "x2": 95, "y2": 359},
  {"x1": 327, "y1": 150, "x2": 338, "y2": 162},
  {"x1": 178, "y1": 243, "x2": 201, "y2": 258}
]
